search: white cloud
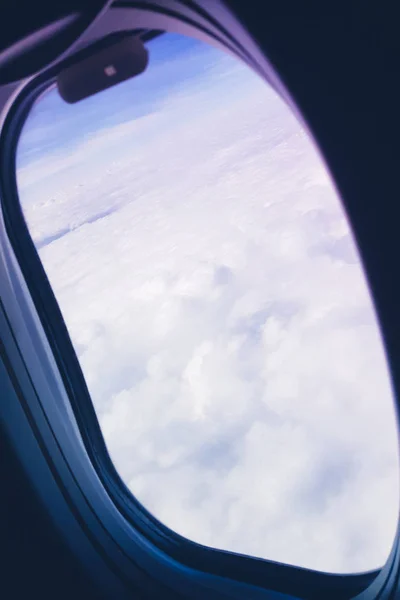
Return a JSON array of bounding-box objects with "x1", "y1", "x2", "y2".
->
[{"x1": 17, "y1": 34, "x2": 399, "y2": 574}]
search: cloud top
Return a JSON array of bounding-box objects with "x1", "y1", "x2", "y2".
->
[{"x1": 17, "y1": 33, "x2": 399, "y2": 574}]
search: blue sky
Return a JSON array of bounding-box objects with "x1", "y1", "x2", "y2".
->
[{"x1": 17, "y1": 33, "x2": 399, "y2": 574}]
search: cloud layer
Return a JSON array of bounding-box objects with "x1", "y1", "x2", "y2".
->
[{"x1": 17, "y1": 33, "x2": 399, "y2": 573}]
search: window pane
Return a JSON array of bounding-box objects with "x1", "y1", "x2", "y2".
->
[{"x1": 16, "y1": 32, "x2": 398, "y2": 573}]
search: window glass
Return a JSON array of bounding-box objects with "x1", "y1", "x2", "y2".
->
[{"x1": 16, "y1": 32, "x2": 399, "y2": 573}]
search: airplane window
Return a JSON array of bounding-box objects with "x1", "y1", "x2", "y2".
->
[{"x1": 16, "y1": 32, "x2": 399, "y2": 574}]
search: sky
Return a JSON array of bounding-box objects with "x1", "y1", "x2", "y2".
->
[{"x1": 16, "y1": 33, "x2": 399, "y2": 574}]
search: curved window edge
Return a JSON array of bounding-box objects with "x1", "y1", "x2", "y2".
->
[{"x1": 0, "y1": 3, "x2": 398, "y2": 600}]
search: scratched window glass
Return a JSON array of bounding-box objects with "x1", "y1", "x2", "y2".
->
[{"x1": 16, "y1": 33, "x2": 399, "y2": 573}]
